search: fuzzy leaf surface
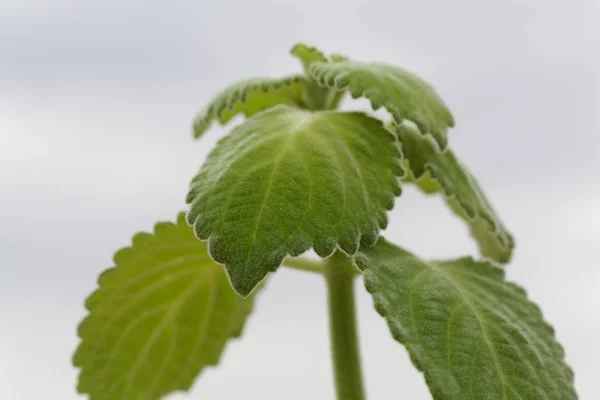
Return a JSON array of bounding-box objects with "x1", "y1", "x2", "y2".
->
[
  {"x1": 187, "y1": 105, "x2": 403, "y2": 295},
  {"x1": 74, "y1": 213, "x2": 258, "y2": 400},
  {"x1": 290, "y1": 43, "x2": 346, "y2": 110},
  {"x1": 356, "y1": 239, "x2": 576, "y2": 400},
  {"x1": 193, "y1": 75, "x2": 307, "y2": 138},
  {"x1": 398, "y1": 122, "x2": 514, "y2": 262},
  {"x1": 308, "y1": 59, "x2": 454, "y2": 148}
]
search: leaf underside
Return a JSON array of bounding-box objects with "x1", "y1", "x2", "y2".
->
[
  {"x1": 398, "y1": 122, "x2": 514, "y2": 263},
  {"x1": 193, "y1": 75, "x2": 308, "y2": 138},
  {"x1": 355, "y1": 239, "x2": 576, "y2": 400},
  {"x1": 307, "y1": 58, "x2": 455, "y2": 149},
  {"x1": 187, "y1": 104, "x2": 403, "y2": 296},
  {"x1": 74, "y1": 213, "x2": 259, "y2": 400}
]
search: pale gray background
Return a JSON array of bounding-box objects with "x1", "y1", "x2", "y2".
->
[{"x1": 1, "y1": 0, "x2": 598, "y2": 399}]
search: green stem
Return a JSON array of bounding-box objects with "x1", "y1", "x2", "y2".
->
[
  {"x1": 324, "y1": 251, "x2": 366, "y2": 400},
  {"x1": 282, "y1": 257, "x2": 323, "y2": 274}
]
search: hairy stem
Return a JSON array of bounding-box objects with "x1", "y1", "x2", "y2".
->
[
  {"x1": 282, "y1": 257, "x2": 323, "y2": 274},
  {"x1": 324, "y1": 251, "x2": 366, "y2": 400}
]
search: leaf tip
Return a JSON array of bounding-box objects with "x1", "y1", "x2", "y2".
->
[
  {"x1": 225, "y1": 264, "x2": 263, "y2": 298},
  {"x1": 289, "y1": 42, "x2": 306, "y2": 55},
  {"x1": 193, "y1": 118, "x2": 209, "y2": 139},
  {"x1": 352, "y1": 253, "x2": 370, "y2": 271},
  {"x1": 360, "y1": 231, "x2": 379, "y2": 247}
]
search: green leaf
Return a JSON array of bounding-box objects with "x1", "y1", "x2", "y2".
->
[
  {"x1": 398, "y1": 122, "x2": 514, "y2": 263},
  {"x1": 290, "y1": 43, "x2": 328, "y2": 72},
  {"x1": 193, "y1": 75, "x2": 308, "y2": 138},
  {"x1": 187, "y1": 105, "x2": 403, "y2": 296},
  {"x1": 74, "y1": 213, "x2": 259, "y2": 400},
  {"x1": 355, "y1": 239, "x2": 576, "y2": 400},
  {"x1": 307, "y1": 58, "x2": 455, "y2": 149}
]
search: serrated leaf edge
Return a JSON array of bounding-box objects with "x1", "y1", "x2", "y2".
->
[
  {"x1": 73, "y1": 212, "x2": 259, "y2": 398},
  {"x1": 193, "y1": 75, "x2": 307, "y2": 139},
  {"x1": 189, "y1": 165, "x2": 404, "y2": 296},
  {"x1": 352, "y1": 249, "x2": 576, "y2": 399},
  {"x1": 290, "y1": 43, "x2": 328, "y2": 67},
  {"x1": 308, "y1": 61, "x2": 455, "y2": 149},
  {"x1": 186, "y1": 108, "x2": 405, "y2": 296},
  {"x1": 399, "y1": 131, "x2": 515, "y2": 263}
]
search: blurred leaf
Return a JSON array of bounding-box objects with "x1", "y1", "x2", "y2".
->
[
  {"x1": 74, "y1": 213, "x2": 259, "y2": 400},
  {"x1": 193, "y1": 75, "x2": 308, "y2": 138},
  {"x1": 398, "y1": 122, "x2": 514, "y2": 262}
]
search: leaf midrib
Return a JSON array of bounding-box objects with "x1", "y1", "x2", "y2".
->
[
  {"x1": 173, "y1": 267, "x2": 221, "y2": 390},
  {"x1": 123, "y1": 274, "x2": 204, "y2": 398},
  {"x1": 430, "y1": 263, "x2": 510, "y2": 399},
  {"x1": 241, "y1": 112, "x2": 314, "y2": 284},
  {"x1": 91, "y1": 267, "x2": 204, "y2": 377}
]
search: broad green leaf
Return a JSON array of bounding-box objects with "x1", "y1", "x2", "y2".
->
[
  {"x1": 193, "y1": 75, "x2": 308, "y2": 138},
  {"x1": 398, "y1": 122, "x2": 514, "y2": 263},
  {"x1": 308, "y1": 58, "x2": 455, "y2": 149},
  {"x1": 74, "y1": 213, "x2": 259, "y2": 400},
  {"x1": 290, "y1": 43, "x2": 346, "y2": 110},
  {"x1": 356, "y1": 239, "x2": 576, "y2": 400},
  {"x1": 187, "y1": 105, "x2": 403, "y2": 296}
]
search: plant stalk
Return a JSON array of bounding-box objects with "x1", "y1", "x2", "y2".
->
[
  {"x1": 324, "y1": 251, "x2": 366, "y2": 400},
  {"x1": 282, "y1": 256, "x2": 323, "y2": 274}
]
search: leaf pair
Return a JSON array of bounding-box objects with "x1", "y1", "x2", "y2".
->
[
  {"x1": 186, "y1": 45, "x2": 513, "y2": 295},
  {"x1": 192, "y1": 44, "x2": 349, "y2": 139},
  {"x1": 187, "y1": 43, "x2": 480, "y2": 296},
  {"x1": 194, "y1": 42, "x2": 454, "y2": 147},
  {"x1": 74, "y1": 220, "x2": 575, "y2": 400}
]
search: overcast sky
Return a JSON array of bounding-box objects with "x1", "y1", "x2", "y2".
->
[{"x1": 1, "y1": 0, "x2": 599, "y2": 399}]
